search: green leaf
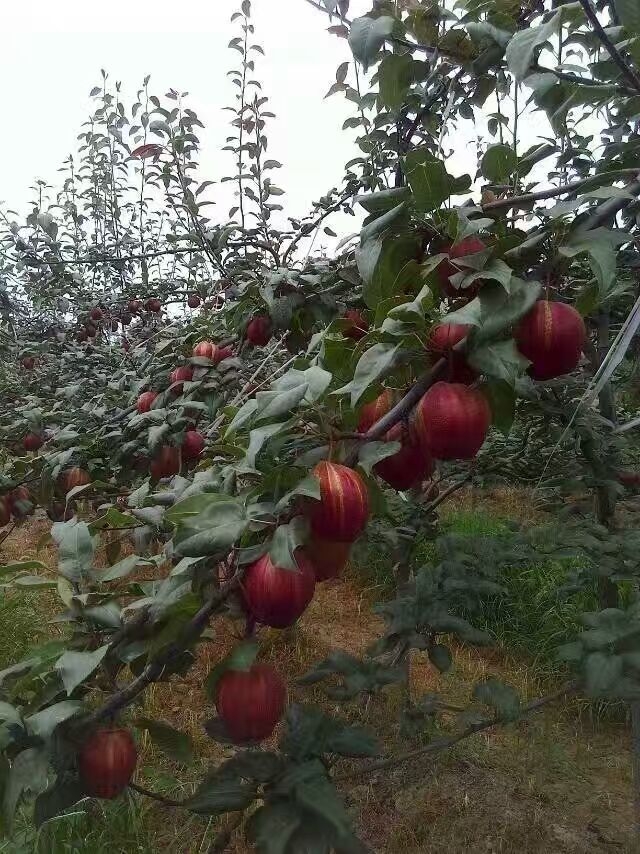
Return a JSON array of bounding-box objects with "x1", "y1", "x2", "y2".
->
[
  {"x1": 56, "y1": 645, "x2": 109, "y2": 696},
  {"x1": 166, "y1": 494, "x2": 248, "y2": 558},
  {"x1": 356, "y1": 187, "x2": 411, "y2": 214},
  {"x1": 445, "y1": 278, "x2": 541, "y2": 340},
  {"x1": 473, "y1": 677, "x2": 521, "y2": 721},
  {"x1": 255, "y1": 384, "x2": 308, "y2": 420},
  {"x1": 225, "y1": 399, "x2": 258, "y2": 436},
  {"x1": 337, "y1": 343, "x2": 401, "y2": 406},
  {"x1": 4, "y1": 748, "x2": 49, "y2": 828},
  {"x1": 481, "y1": 144, "x2": 517, "y2": 182},
  {"x1": 0, "y1": 561, "x2": 48, "y2": 578},
  {"x1": 136, "y1": 717, "x2": 193, "y2": 764},
  {"x1": 26, "y1": 701, "x2": 82, "y2": 739},
  {"x1": 357, "y1": 440, "x2": 401, "y2": 475},
  {"x1": 378, "y1": 53, "x2": 414, "y2": 111},
  {"x1": 615, "y1": 0, "x2": 640, "y2": 34},
  {"x1": 559, "y1": 227, "x2": 629, "y2": 296},
  {"x1": 34, "y1": 778, "x2": 86, "y2": 828},
  {"x1": 51, "y1": 521, "x2": 95, "y2": 583},
  {"x1": 483, "y1": 381, "x2": 516, "y2": 435},
  {"x1": 186, "y1": 776, "x2": 256, "y2": 815},
  {"x1": 296, "y1": 774, "x2": 354, "y2": 842},
  {"x1": 100, "y1": 554, "x2": 151, "y2": 582},
  {"x1": 275, "y1": 474, "x2": 321, "y2": 513},
  {"x1": 505, "y1": 11, "x2": 560, "y2": 80},
  {"x1": 269, "y1": 517, "x2": 310, "y2": 571},
  {"x1": 405, "y1": 148, "x2": 451, "y2": 213},
  {"x1": 348, "y1": 15, "x2": 395, "y2": 70},
  {"x1": 240, "y1": 423, "x2": 288, "y2": 473},
  {"x1": 468, "y1": 339, "x2": 530, "y2": 384},
  {"x1": 246, "y1": 802, "x2": 300, "y2": 854},
  {"x1": 584, "y1": 652, "x2": 623, "y2": 697},
  {"x1": 205, "y1": 641, "x2": 259, "y2": 700},
  {"x1": 428, "y1": 644, "x2": 452, "y2": 673},
  {"x1": 89, "y1": 507, "x2": 138, "y2": 533}
]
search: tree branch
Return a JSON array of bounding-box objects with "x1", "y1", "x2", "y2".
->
[
  {"x1": 578, "y1": 0, "x2": 640, "y2": 93},
  {"x1": 337, "y1": 681, "x2": 577, "y2": 780},
  {"x1": 129, "y1": 781, "x2": 185, "y2": 807},
  {"x1": 83, "y1": 571, "x2": 242, "y2": 727},
  {"x1": 481, "y1": 170, "x2": 640, "y2": 212}
]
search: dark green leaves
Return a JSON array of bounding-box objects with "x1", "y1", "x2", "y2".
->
[
  {"x1": 473, "y1": 677, "x2": 521, "y2": 721},
  {"x1": 136, "y1": 717, "x2": 194, "y2": 764},
  {"x1": 615, "y1": 0, "x2": 640, "y2": 34},
  {"x1": 56, "y1": 645, "x2": 109, "y2": 695},
  {"x1": 505, "y1": 12, "x2": 560, "y2": 80},
  {"x1": 348, "y1": 16, "x2": 395, "y2": 69},
  {"x1": 4, "y1": 748, "x2": 49, "y2": 828},
  {"x1": 405, "y1": 148, "x2": 451, "y2": 213},
  {"x1": 166, "y1": 494, "x2": 247, "y2": 558},
  {"x1": 338, "y1": 343, "x2": 401, "y2": 406},
  {"x1": 378, "y1": 53, "x2": 414, "y2": 111},
  {"x1": 481, "y1": 144, "x2": 517, "y2": 182},
  {"x1": 269, "y1": 518, "x2": 309, "y2": 571},
  {"x1": 468, "y1": 339, "x2": 530, "y2": 385},
  {"x1": 446, "y1": 278, "x2": 541, "y2": 341},
  {"x1": 51, "y1": 521, "x2": 95, "y2": 583}
]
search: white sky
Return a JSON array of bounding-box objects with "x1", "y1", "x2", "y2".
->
[{"x1": 0, "y1": 0, "x2": 376, "y2": 245}]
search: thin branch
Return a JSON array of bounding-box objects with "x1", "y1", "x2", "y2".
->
[
  {"x1": 577, "y1": 0, "x2": 640, "y2": 94},
  {"x1": 282, "y1": 187, "x2": 359, "y2": 266},
  {"x1": 208, "y1": 813, "x2": 244, "y2": 853},
  {"x1": 535, "y1": 63, "x2": 633, "y2": 95},
  {"x1": 83, "y1": 571, "x2": 242, "y2": 726},
  {"x1": 583, "y1": 176, "x2": 640, "y2": 229},
  {"x1": 129, "y1": 781, "x2": 185, "y2": 808},
  {"x1": 337, "y1": 681, "x2": 577, "y2": 781},
  {"x1": 481, "y1": 170, "x2": 640, "y2": 212},
  {"x1": 425, "y1": 472, "x2": 472, "y2": 513}
]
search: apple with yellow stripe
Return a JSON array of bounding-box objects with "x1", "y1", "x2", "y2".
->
[{"x1": 308, "y1": 461, "x2": 369, "y2": 543}]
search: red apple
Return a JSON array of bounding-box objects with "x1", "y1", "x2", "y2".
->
[
  {"x1": 437, "y1": 236, "x2": 486, "y2": 298},
  {"x1": 127, "y1": 300, "x2": 143, "y2": 314},
  {"x1": 242, "y1": 551, "x2": 316, "y2": 628},
  {"x1": 344, "y1": 309, "x2": 369, "y2": 341},
  {"x1": 192, "y1": 341, "x2": 218, "y2": 361},
  {"x1": 187, "y1": 294, "x2": 201, "y2": 309},
  {"x1": 150, "y1": 446, "x2": 181, "y2": 479},
  {"x1": 515, "y1": 300, "x2": 586, "y2": 381},
  {"x1": 215, "y1": 663, "x2": 286, "y2": 743},
  {"x1": 121, "y1": 312, "x2": 132, "y2": 326},
  {"x1": 307, "y1": 535, "x2": 351, "y2": 581},
  {"x1": 90, "y1": 307, "x2": 103, "y2": 323},
  {"x1": 357, "y1": 389, "x2": 396, "y2": 433},
  {"x1": 23, "y1": 433, "x2": 44, "y2": 452},
  {"x1": 246, "y1": 315, "x2": 272, "y2": 346},
  {"x1": 136, "y1": 391, "x2": 158, "y2": 414},
  {"x1": 21, "y1": 357, "x2": 35, "y2": 370},
  {"x1": 413, "y1": 382, "x2": 491, "y2": 460},
  {"x1": 308, "y1": 461, "x2": 369, "y2": 542},
  {"x1": 427, "y1": 322, "x2": 477, "y2": 384},
  {"x1": 169, "y1": 366, "x2": 194, "y2": 393},
  {"x1": 79, "y1": 728, "x2": 138, "y2": 799},
  {"x1": 182, "y1": 429, "x2": 205, "y2": 461},
  {"x1": 8, "y1": 486, "x2": 32, "y2": 518},
  {"x1": 0, "y1": 498, "x2": 10, "y2": 527},
  {"x1": 145, "y1": 298, "x2": 162, "y2": 313},
  {"x1": 59, "y1": 467, "x2": 91, "y2": 493},
  {"x1": 216, "y1": 346, "x2": 233, "y2": 363},
  {"x1": 76, "y1": 329, "x2": 88, "y2": 343},
  {"x1": 85, "y1": 323, "x2": 97, "y2": 338}
]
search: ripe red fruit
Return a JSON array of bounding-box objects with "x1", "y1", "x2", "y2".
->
[
  {"x1": 76, "y1": 329, "x2": 88, "y2": 343},
  {"x1": 246, "y1": 315, "x2": 272, "y2": 346},
  {"x1": 515, "y1": 300, "x2": 586, "y2": 381},
  {"x1": 413, "y1": 382, "x2": 491, "y2": 460},
  {"x1": 182, "y1": 430, "x2": 205, "y2": 461},
  {"x1": 0, "y1": 498, "x2": 10, "y2": 527},
  {"x1": 357, "y1": 392, "x2": 433, "y2": 490},
  {"x1": 136, "y1": 391, "x2": 158, "y2": 413},
  {"x1": 307, "y1": 535, "x2": 351, "y2": 581},
  {"x1": 192, "y1": 341, "x2": 218, "y2": 361},
  {"x1": 427, "y1": 323, "x2": 477, "y2": 384},
  {"x1": 150, "y1": 446, "x2": 181, "y2": 479},
  {"x1": 617, "y1": 470, "x2": 640, "y2": 488},
  {"x1": 357, "y1": 389, "x2": 396, "y2": 434},
  {"x1": 187, "y1": 294, "x2": 201, "y2": 309},
  {"x1": 215, "y1": 663, "x2": 286, "y2": 743},
  {"x1": 90, "y1": 307, "x2": 103, "y2": 322},
  {"x1": 344, "y1": 309, "x2": 369, "y2": 341},
  {"x1": 242, "y1": 552, "x2": 316, "y2": 628},
  {"x1": 23, "y1": 433, "x2": 44, "y2": 452},
  {"x1": 127, "y1": 299, "x2": 142, "y2": 314},
  {"x1": 145, "y1": 298, "x2": 162, "y2": 313},
  {"x1": 59, "y1": 467, "x2": 91, "y2": 493},
  {"x1": 85, "y1": 323, "x2": 97, "y2": 338},
  {"x1": 169, "y1": 366, "x2": 194, "y2": 393},
  {"x1": 21, "y1": 357, "x2": 35, "y2": 370},
  {"x1": 309, "y1": 461, "x2": 369, "y2": 542},
  {"x1": 216, "y1": 346, "x2": 233, "y2": 363},
  {"x1": 8, "y1": 486, "x2": 32, "y2": 518},
  {"x1": 79, "y1": 728, "x2": 138, "y2": 799},
  {"x1": 121, "y1": 312, "x2": 132, "y2": 326},
  {"x1": 437, "y1": 236, "x2": 486, "y2": 298}
]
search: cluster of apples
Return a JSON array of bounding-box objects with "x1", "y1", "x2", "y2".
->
[{"x1": 136, "y1": 340, "x2": 234, "y2": 479}]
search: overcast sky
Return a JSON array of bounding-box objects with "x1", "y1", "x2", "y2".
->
[{"x1": 0, "y1": 0, "x2": 379, "y2": 245}]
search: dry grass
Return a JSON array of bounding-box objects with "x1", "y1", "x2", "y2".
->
[{"x1": 0, "y1": 511, "x2": 635, "y2": 853}]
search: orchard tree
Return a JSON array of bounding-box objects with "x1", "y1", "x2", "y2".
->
[{"x1": 1, "y1": 0, "x2": 640, "y2": 850}]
